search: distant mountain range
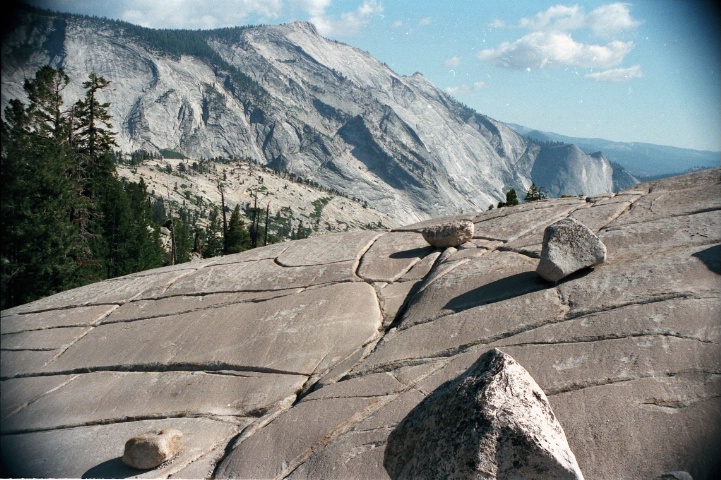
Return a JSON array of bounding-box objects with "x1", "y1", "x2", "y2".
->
[
  {"x1": 1, "y1": 5, "x2": 674, "y2": 221},
  {"x1": 508, "y1": 124, "x2": 720, "y2": 179}
]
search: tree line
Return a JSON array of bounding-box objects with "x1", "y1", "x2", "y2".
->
[{"x1": 0, "y1": 67, "x2": 260, "y2": 309}]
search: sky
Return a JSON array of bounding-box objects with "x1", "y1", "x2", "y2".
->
[{"x1": 23, "y1": 0, "x2": 721, "y2": 152}]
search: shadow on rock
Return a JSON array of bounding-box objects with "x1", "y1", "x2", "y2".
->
[
  {"x1": 443, "y1": 271, "x2": 548, "y2": 313},
  {"x1": 389, "y1": 246, "x2": 435, "y2": 259},
  {"x1": 692, "y1": 244, "x2": 720, "y2": 274},
  {"x1": 82, "y1": 457, "x2": 139, "y2": 479}
]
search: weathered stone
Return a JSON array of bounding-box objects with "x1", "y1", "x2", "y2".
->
[
  {"x1": 657, "y1": 472, "x2": 693, "y2": 480},
  {"x1": 0, "y1": 304, "x2": 118, "y2": 335},
  {"x1": 0, "y1": 326, "x2": 89, "y2": 351},
  {"x1": 40, "y1": 283, "x2": 382, "y2": 377},
  {"x1": 122, "y1": 429, "x2": 184, "y2": 470},
  {"x1": 276, "y1": 231, "x2": 381, "y2": 267},
  {"x1": 216, "y1": 396, "x2": 379, "y2": 479},
  {"x1": 1, "y1": 371, "x2": 304, "y2": 433},
  {"x1": 400, "y1": 250, "x2": 544, "y2": 329},
  {"x1": 354, "y1": 288, "x2": 565, "y2": 376},
  {"x1": 537, "y1": 217, "x2": 607, "y2": 282},
  {"x1": 419, "y1": 220, "x2": 474, "y2": 248},
  {"x1": 384, "y1": 348, "x2": 584, "y2": 480},
  {"x1": 1, "y1": 170, "x2": 719, "y2": 480},
  {"x1": 474, "y1": 202, "x2": 582, "y2": 242},
  {"x1": 0, "y1": 418, "x2": 240, "y2": 479},
  {"x1": 358, "y1": 232, "x2": 432, "y2": 282}
]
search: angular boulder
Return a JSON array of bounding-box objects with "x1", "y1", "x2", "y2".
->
[
  {"x1": 536, "y1": 217, "x2": 606, "y2": 282},
  {"x1": 384, "y1": 348, "x2": 584, "y2": 480},
  {"x1": 420, "y1": 220, "x2": 474, "y2": 248},
  {"x1": 122, "y1": 429, "x2": 183, "y2": 470}
]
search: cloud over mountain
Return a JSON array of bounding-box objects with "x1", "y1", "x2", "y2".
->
[{"x1": 478, "y1": 2, "x2": 641, "y2": 75}]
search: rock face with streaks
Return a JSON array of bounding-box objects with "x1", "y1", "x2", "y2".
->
[
  {"x1": 1, "y1": 7, "x2": 616, "y2": 222},
  {"x1": 1, "y1": 170, "x2": 720, "y2": 479},
  {"x1": 384, "y1": 348, "x2": 584, "y2": 480}
]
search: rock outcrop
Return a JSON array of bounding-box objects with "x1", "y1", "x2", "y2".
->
[
  {"x1": 384, "y1": 348, "x2": 584, "y2": 480},
  {"x1": 1, "y1": 170, "x2": 720, "y2": 479}
]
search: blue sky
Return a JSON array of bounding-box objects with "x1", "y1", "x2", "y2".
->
[{"x1": 25, "y1": 1, "x2": 721, "y2": 152}]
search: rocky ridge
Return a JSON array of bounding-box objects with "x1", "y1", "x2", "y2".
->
[
  {"x1": 1, "y1": 169, "x2": 719, "y2": 479},
  {"x1": 2, "y1": 7, "x2": 615, "y2": 222}
]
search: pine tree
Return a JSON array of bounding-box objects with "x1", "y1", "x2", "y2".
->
[
  {"x1": 225, "y1": 204, "x2": 251, "y2": 254},
  {"x1": 202, "y1": 206, "x2": 224, "y2": 258},
  {"x1": 1, "y1": 67, "x2": 85, "y2": 308},
  {"x1": 525, "y1": 183, "x2": 546, "y2": 202}
]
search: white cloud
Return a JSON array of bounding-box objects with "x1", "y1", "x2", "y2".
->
[
  {"x1": 477, "y1": 31, "x2": 634, "y2": 69},
  {"x1": 292, "y1": 0, "x2": 332, "y2": 17},
  {"x1": 444, "y1": 82, "x2": 485, "y2": 95},
  {"x1": 519, "y1": 4, "x2": 584, "y2": 32},
  {"x1": 585, "y1": 64, "x2": 643, "y2": 81},
  {"x1": 488, "y1": 19, "x2": 506, "y2": 28},
  {"x1": 587, "y1": 3, "x2": 642, "y2": 38},
  {"x1": 419, "y1": 17, "x2": 431, "y2": 26},
  {"x1": 518, "y1": 2, "x2": 640, "y2": 38},
  {"x1": 391, "y1": 20, "x2": 403, "y2": 28},
  {"x1": 309, "y1": 0, "x2": 383, "y2": 36},
  {"x1": 443, "y1": 56, "x2": 461, "y2": 68},
  {"x1": 119, "y1": 0, "x2": 283, "y2": 29}
]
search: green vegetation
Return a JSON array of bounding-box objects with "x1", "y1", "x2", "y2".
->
[
  {"x1": 1, "y1": 66, "x2": 163, "y2": 308},
  {"x1": 160, "y1": 149, "x2": 186, "y2": 159},
  {"x1": 524, "y1": 183, "x2": 547, "y2": 202},
  {"x1": 497, "y1": 188, "x2": 519, "y2": 208}
]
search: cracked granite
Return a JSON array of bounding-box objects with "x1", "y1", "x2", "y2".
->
[{"x1": 1, "y1": 170, "x2": 720, "y2": 479}]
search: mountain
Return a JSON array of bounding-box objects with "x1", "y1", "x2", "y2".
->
[
  {"x1": 509, "y1": 123, "x2": 721, "y2": 178},
  {"x1": 1, "y1": 6, "x2": 615, "y2": 222}
]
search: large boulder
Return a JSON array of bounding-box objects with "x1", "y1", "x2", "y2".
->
[
  {"x1": 536, "y1": 217, "x2": 606, "y2": 282},
  {"x1": 384, "y1": 348, "x2": 584, "y2": 479}
]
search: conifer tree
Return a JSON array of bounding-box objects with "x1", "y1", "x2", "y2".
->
[
  {"x1": 202, "y1": 206, "x2": 224, "y2": 258},
  {"x1": 225, "y1": 204, "x2": 251, "y2": 254}
]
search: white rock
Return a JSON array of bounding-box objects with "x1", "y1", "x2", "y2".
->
[
  {"x1": 384, "y1": 348, "x2": 584, "y2": 480},
  {"x1": 420, "y1": 220, "x2": 474, "y2": 248},
  {"x1": 536, "y1": 217, "x2": 606, "y2": 282},
  {"x1": 122, "y1": 429, "x2": 183, "y2": 470}
]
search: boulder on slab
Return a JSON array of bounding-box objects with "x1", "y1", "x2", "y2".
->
[
  {"x1": 419, "y1": 220, "x2": 474, "y2": 248},
  {"x1": 121, "y1": 429, "x2": 183, "y2": 470},
  {"x1": 384, "y1": 348, "x2": 584, "y2": 480},
  {"x1": 536, "y1": 217, "x2": 606, "y2": 282}
]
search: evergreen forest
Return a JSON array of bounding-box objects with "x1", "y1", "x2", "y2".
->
[{"x1": 0, "y1": 67, "x2": 258, "y2": 309}]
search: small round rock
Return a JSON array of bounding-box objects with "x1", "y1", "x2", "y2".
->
[
  {"x1": 420, "y1": 220, "x2": 474, "y2": 248},
  {"x1": 122, "y1": 429, "x2": 184, "y2": 470}
]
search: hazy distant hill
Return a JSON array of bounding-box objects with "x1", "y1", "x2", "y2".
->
[
  {"x1": 509, "y1": 124, "x2": 720, "y2": 179},
  {"x1": 2, "y1": 6, "x2": 618, "y2": 220}
]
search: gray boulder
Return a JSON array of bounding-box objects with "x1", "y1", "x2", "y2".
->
[
  {"x1": 122, "y1": 429, "x2": 183, "y2": 470},
  {"x1": 536, "y1": 217, "x2": 606, "y2": 282},
  {"x1": 420, "y1": 220, "x2": 474, "y2": 248},
  {"x1": 384, "y1": 348, "x2": 584, "y2": 480}
]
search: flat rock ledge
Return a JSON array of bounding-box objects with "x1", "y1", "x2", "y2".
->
[
  {"x1": 122, "y1": 429, "x2": 183, "y2": 470},
  {"x1": 536, "y1": 217, "x2": 606, "y2": 282},
  {"x1": 384, "y1": 348, "x2": 584, "y2": 480},
  {"x1": 420, "y1": 220, "x2": 474, "y2": 248}
]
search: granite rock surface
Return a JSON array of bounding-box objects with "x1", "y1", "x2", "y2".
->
[{"x1": 1, "y1": 170, "x2": 720, "y2": 479}]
